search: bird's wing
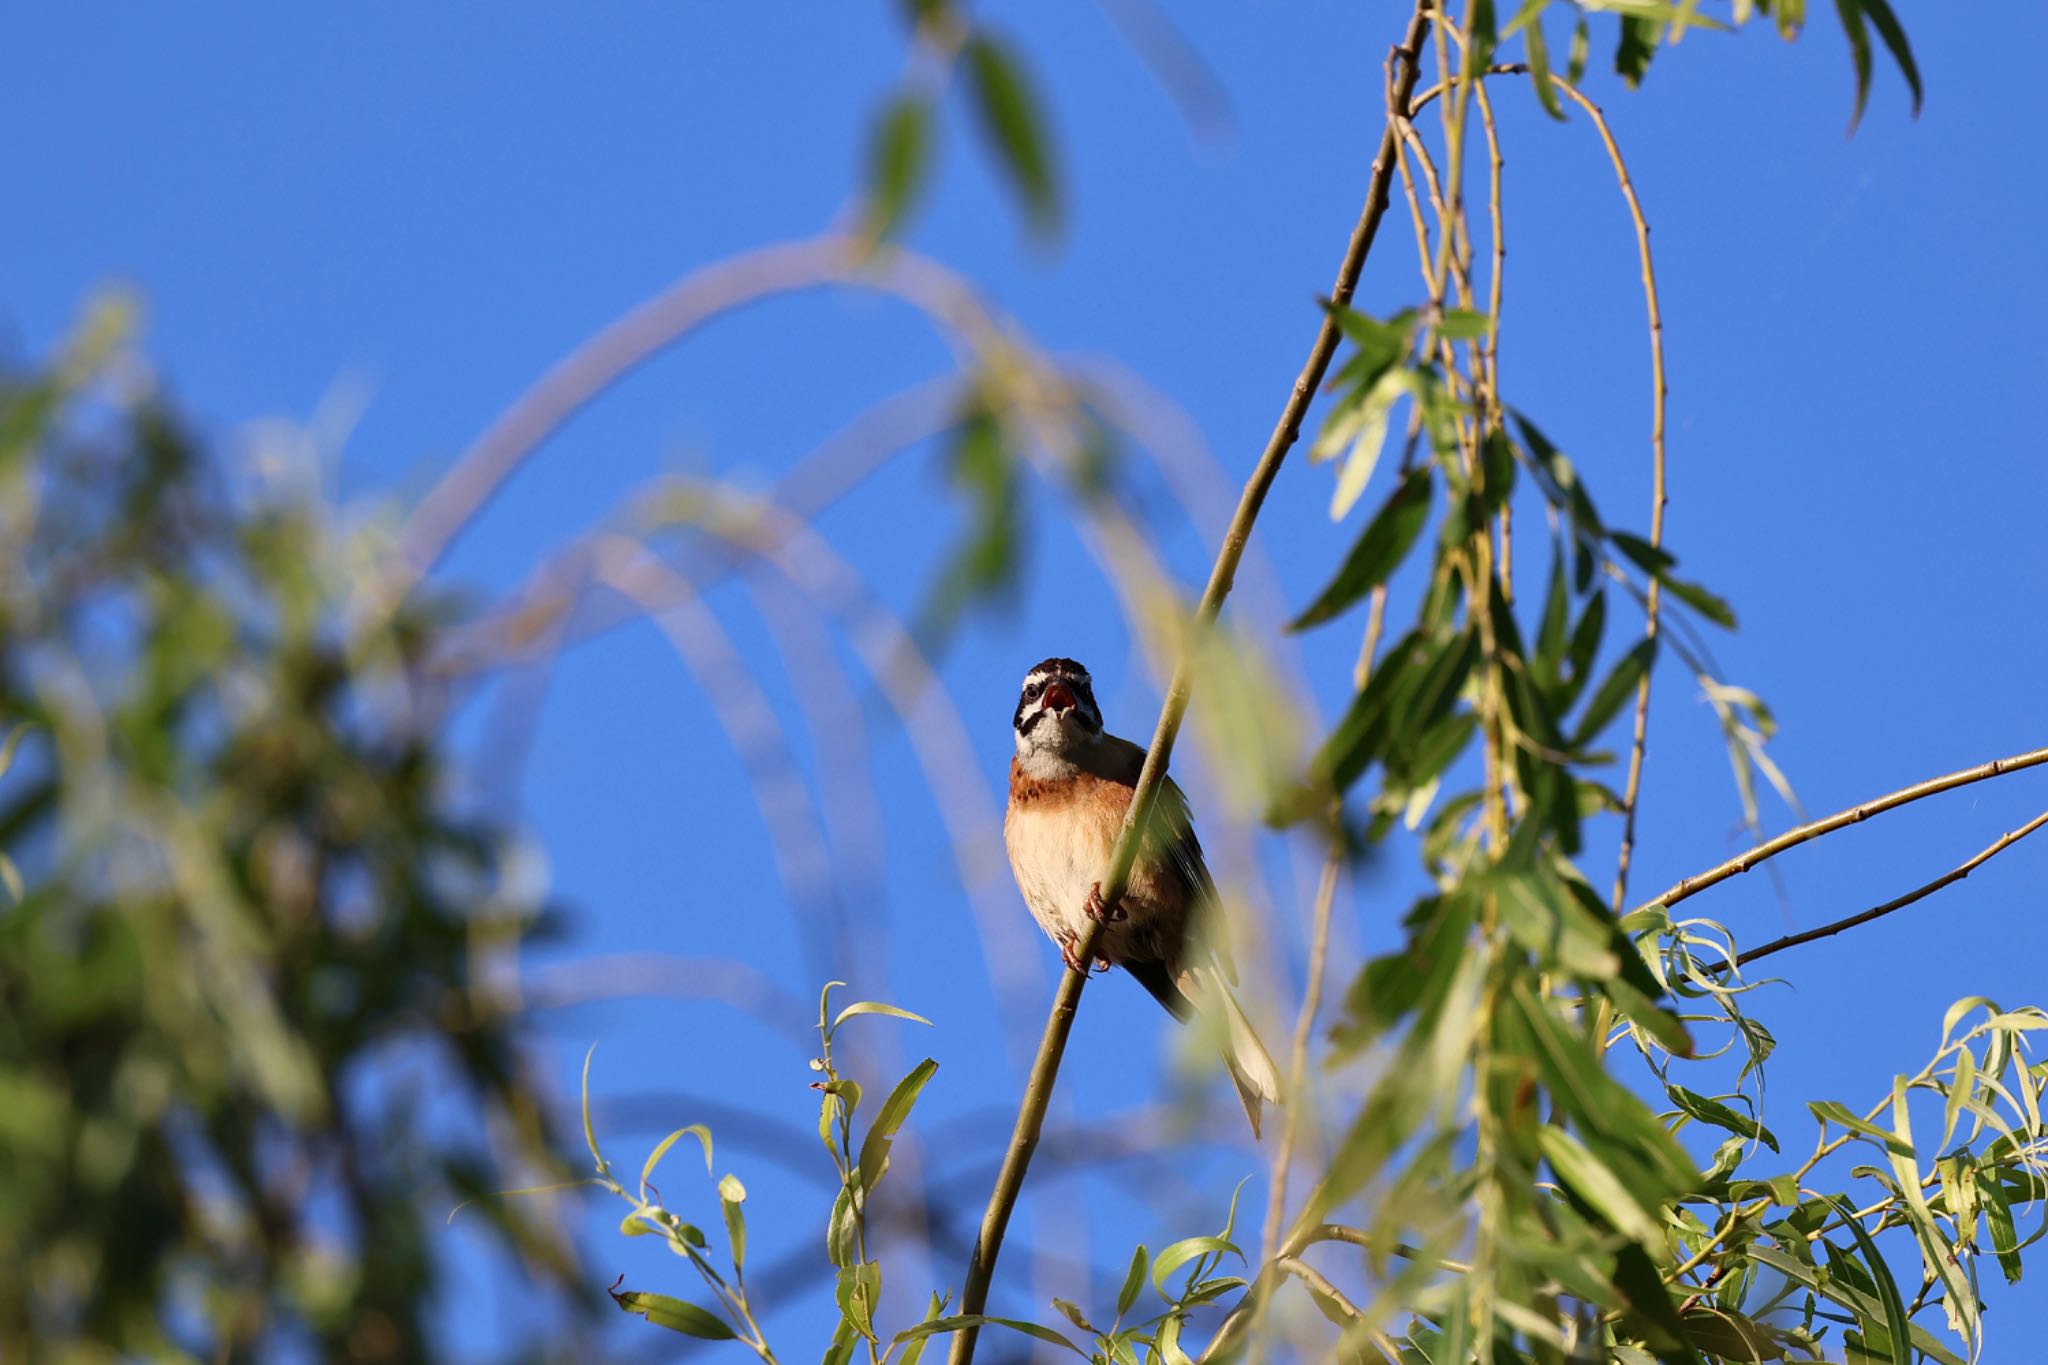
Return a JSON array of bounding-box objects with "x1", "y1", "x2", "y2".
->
[
  {"x1": 1157, "y1": 777, "x2": 1238, "y2": 986},
  {"x1": 1087, "y1": 734, "x2": 1238, "y2": 983}
]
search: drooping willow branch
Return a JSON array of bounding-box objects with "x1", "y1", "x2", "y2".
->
[
  {"x1": 1414, "y1": 60, "x2": 1674, "y2": 915},
  {"x1": 1644, "y1": 744, "x2": 2048, "y2": 914},
  {"x1": 942, "y1": 7, "x2": 1438, "y2": 1362}
]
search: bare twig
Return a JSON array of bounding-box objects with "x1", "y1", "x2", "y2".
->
[
  {"x1": 1727, "y1": 808, "x2": 2048, "y2": 969},
  {"x1": 1547, "y1": 79, "x2": 1672, "y2": 916},
  {"x1": 943, "y1": 10, "x2": 1438, "y2": 1361},
  {"x1": 525, "y1": 954, "x2": 812, "y2": 1043},
  {"x1": 1275, "y1": 1256, "x2": 1363, "y2": 1323},
  {"x1": 1644, "y1": 745, "x2": 2048, "y2": 913},
  {"x1": 1411, "y1": 61, "x2": 1673, "y2": 910}
]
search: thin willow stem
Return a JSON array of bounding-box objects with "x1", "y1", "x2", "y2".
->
[
  {"x1": 1726, "y1": 808, "x2": 2048, "y2": 969},
  {"x1": 1550, "y1": 77, "x2": 1671, "y2": 918},
  {"x1": 944, "y1": 7, "x2": 1437, "y2": 1360},
  {"x1": 1645, "y1": 745, "x2": 2048, "y2": 913},
  {"x1": 1475, "y1": 77, "x2": 1510, "y2": 598}
]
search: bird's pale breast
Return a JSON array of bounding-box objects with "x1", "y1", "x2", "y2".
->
[{"x1": 1004, "y1": 764, "x2": 1187, "y2": 967}]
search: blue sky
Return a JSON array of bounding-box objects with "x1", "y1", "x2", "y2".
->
[{"x1": 5, "y1": 3, "x2": 2046, "y2": 1360}]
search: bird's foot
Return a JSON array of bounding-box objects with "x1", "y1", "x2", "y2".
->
[
  {"x1": 1058, "y1": 928, "x2": 1111, "y2": 977},
  {"x1": 1083, "y1": 881, "x2": 1127, "y2": 924}
]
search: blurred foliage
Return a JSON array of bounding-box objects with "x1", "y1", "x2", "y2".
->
[{"x1": 0, "y1": 308, "x2": 578, "y2": 1361}]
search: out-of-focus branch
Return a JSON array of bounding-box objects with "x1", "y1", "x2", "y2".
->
[
  {"x1": 1645, "y1": 745, "x2": 2048, "y2": 914},
  {"x1": 586, "y1": 536, "x2": 844, "y2": 975},
  {"x1": 640, "y1": 482, "x2": 1045, "y2": 1030},
  {"x1": 1722, "y1": 808, "x2": 2048, "y2": 970},
  {"x1": 525, "y1": 953, "x2": 812, "y2": 1044},
  {"x1": 944, "y1": 7, "x2": 1437, "y2": 1361}
]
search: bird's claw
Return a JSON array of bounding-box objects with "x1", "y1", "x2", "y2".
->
[
  {"x1": 1058, "y1": 928, "x2": 1111, "y2": 977},
  {"x1": 1083, "y1": 881, "x2": 1126, "y2": 924}
]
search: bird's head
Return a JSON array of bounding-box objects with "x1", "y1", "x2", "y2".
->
[{"x1": 1012, "y1": 656, "x2": 1102, "y2": 764}]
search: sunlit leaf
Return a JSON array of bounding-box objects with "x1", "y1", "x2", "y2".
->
[
  {"x1": 612, "y1": 1290, "x2": 737, "y2": 1340},
  {"x1": 641, "y1": 1124, "x2": 713, "y2": 1196},
  {"x1": 1291, "y1": 466, "x2": 1433, "y2": 629},
  {"x1": 856, "y1": 1058, "x2": 939, "y2": 1194},
  {"x1": 831, "y1": 1000, "x2": 934, "y2": 1034}
]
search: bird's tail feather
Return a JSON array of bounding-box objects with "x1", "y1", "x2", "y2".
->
[{"x1": 1184, "y1": 965, "x2": 1282, "y2": 1139}]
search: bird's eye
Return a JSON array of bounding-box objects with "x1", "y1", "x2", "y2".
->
[{"x1": 1025, "y1": 681, "x2": 1043, "y2": 699}]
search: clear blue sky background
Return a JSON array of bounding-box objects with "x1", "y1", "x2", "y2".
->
[{"x1": 5, "y1": 4, "x2": 2045, "y2": 1361}]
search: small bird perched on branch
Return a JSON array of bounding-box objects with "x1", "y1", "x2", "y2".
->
[{"x1": 1003, "y1": 656, "x2": 1282, "y2": 1137}]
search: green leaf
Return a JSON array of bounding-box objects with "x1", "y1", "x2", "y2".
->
[
  {"x1": 1809, "y1": 1099, "x2": 1914, "y2": 1157},
  {"x1": 1315, "y1": 625, "x2": 1477, "y2": 794},
  {"x1": 1541, "y1": 1126, "x2": 1663, "y2": 1244},
  {"x1": 856, "y1": 1057, "x2": 939, "y2": 1194},
  {"x1": 1116, "y1": 1244, "x2": 1148, "y2": 1318},
  {"x1": 866, "y1": 93, "x2": 932, "y2": 242},
  {"x1": 613, "y1": 1290, "x2": 737, "y2": 1340},
  {"x1": 1858, "y1": 0, "x2": 1922, "y2": 115},
  {"x1": 1320, "y1": 367, "x2": 1416, "y2": 521},
  {"x1": 1434, "y1": 308, "x2": 1493, "y2": 342},
  {"x1": 892, "y1": 1315, "x2": 1088, "y2": 1357},
  {"x1": 831, "y1": 1000, "x2": 934, "y2": 1034},
  {"x1": 1614, "y1": 13, "x2": 1657, "y2": 86},
  {"x1": 718, "y1": 1172, "x2": 747, "y2": 1270},
  {"x1": 1290, "y1": 466, "x2": 1434, "y2": 630},
  {"x1": 824, "y1": 1317, "x2": 859, "y2": 1365},
  {"x1": 1573, "y1": 639, "x2": 1656, "y2": 748},
  {"x1": 641, "y1": 1123, "x2": 712, "y2": 1196},
  {"x1": 1156, "y1": 1312, "x2": 1194, "y2": 1365},
  {"x1": 897, "y1": 1293, "x2": 951, "y2": 1365},
  {"x1": 1566, "y1": 14, "x2": 1590, "y2": 85},
  {"x1": 837, "y1": 1259, "x2": 883, "y2": 1342},
  {"x1": 1051, "y1": 1298, "x2": 1095, "y2": 1334},
  {"x1": 1982, "y1": 1174, "x2": 2024, "y2": 1284},
  {"x1": 1613, "y1": 532, "x2": 1737, "y2": 628},
  {"x1": 963, "y1": 34, "x2": 1059, "y2": 232},
  {"x1": 827, "y1": 1186, "x2": 859, "y2": 1267},
  {"x1": 1511, "y1": 980, "x2": 1696, "y2": 1193},
  {"x1": 1491, "y1": 868, "x2": 1621, "y2": 979},
  {"x1": 1562, "y1": 589, "x2": 1608, "y2": 710},
  {"x1": 1820, "y1": 1195, "x2": 1911, "y2": 1365},
  {"x1": 1836, "y1": 0, "x2": 1874, "y2": 131},
  {"x1": 580, "y1": 1043, "x2": 607, "y2": 1177},
  {"x1": 1886, "y1": 1077, "x2": 1977, "y2": 1351},
  {"x1": 1518, "y1": 2, "x2": 1565, "y2": 119},
  {"x1": 1152, "y1": 1234, "x2": 1241, "y2": 1299},
  {"x1": 1327, "y1": 305, "x2": 1417, "y2": 393},
  {"x1": 1667, "y1": 1086, "x2": 1779, "y2": 1153}
]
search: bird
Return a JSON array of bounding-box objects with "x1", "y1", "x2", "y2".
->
[{"x1": 1002, "y1": 656, "x2": 1282, "y2": 1137}]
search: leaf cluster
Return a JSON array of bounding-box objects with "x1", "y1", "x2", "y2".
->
[{"x1": 0, "y1": 310, "x2": 576, "y2": 1359}]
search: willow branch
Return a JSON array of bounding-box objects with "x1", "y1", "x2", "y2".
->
[
  {"x1": 1418, "y1": 63, "x2": 1673, "y2": 911},
  {"x1": 1643, "y1": 745, "x2": 2048, "y2": 914},
  {"x1": 1726, "y1": 808, "x2": 2048, "y2": 969},
  {"x1": 1544, "y1": 79, "x2": 1671, "y2": 916},
  {"x1": 1275, "y1": 1257, "x2": 1362, "y2": 1322},
  {"x1": 943, "y1": 8, "x2": 1437, "y2": 1361}
]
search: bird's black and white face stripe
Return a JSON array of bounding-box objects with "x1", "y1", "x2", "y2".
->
[{"x1": 1012, "y1": 656, "x2": 1102, "y2": 744}]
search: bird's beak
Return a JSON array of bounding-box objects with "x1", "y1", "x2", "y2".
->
[{"x1": 1041, "y1": 681, "x2": 1076, "y2": 715}]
